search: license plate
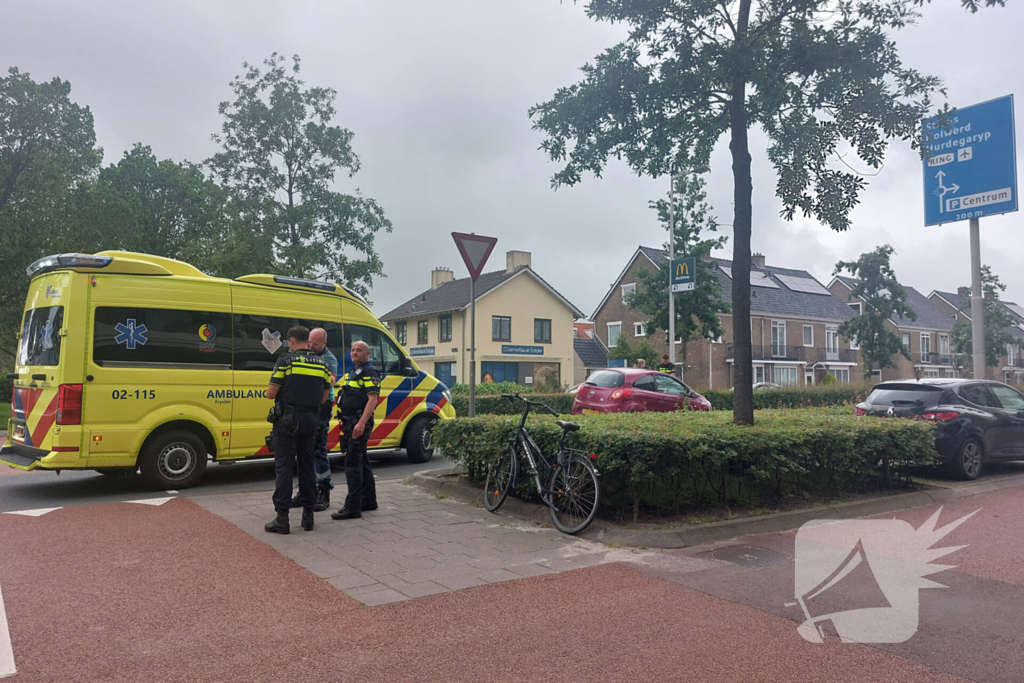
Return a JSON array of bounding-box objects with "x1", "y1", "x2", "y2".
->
[
  {"x1": 582, "y1": 408, "x2": 601, "y2": 415},
  {"x1": 13, "y1": 424, "x2": 25, "y2": 441}
]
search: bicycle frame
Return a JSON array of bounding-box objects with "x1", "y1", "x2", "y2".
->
[{"x1": 507, "y1": 399, "x2": 570, "y2": 502}]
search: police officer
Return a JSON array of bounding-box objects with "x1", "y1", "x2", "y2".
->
[
  {"x1": 656, "y1": 354, "x2": 675, "y2": 375},
  {"x1": 331, "y1": 340, "x2": 380, "y2": 520},
  {"x1": 265, "y1": 326, "x2": 332, "y2": 535},
  {"x1": 288, "y1": 327, "x2": 338, "y2": 512}
]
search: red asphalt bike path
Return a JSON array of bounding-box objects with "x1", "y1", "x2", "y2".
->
[{"x1": 0, "y1": 496, "x2": 980, "y2": 682}]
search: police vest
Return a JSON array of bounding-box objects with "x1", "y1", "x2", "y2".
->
[
  {"x1": 338, "y1": 363, "x2": 382, "y2": 417},
  {"x1": 269, "y1": 351, "x2": 332, "y2": 408}
]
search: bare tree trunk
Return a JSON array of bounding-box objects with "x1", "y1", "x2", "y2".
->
[{"x1": 729, "y1": 0, "x2": 755, "y2": 426}]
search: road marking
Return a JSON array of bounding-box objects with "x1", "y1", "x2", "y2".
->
[
  {"x1": 0, "y1": 584, "x2": 16, "y2": 678},
  {"x1": 2, "y1": 507, "x2": 62, "y2": 517},
  {"x1": 125, "y1": 497, "x2": 175, "y2": 507},
  {"x1": 166, "y1": 490, "x2": 179, "y2": 494}
]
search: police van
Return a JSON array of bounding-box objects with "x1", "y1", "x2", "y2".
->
[{"x1": 1, "y1": 251, "x2": 455, "y2": 489}]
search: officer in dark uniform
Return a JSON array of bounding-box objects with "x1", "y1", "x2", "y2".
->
[
  {"x1": 331, "y1": 340, "x2": 381, "y2": 520},
  {"x1": 264, "y1": 326, "x2": 332, "y2": 535},
  {"x1": 656, "y1": 354, "x2": 676, "y2": 375}
]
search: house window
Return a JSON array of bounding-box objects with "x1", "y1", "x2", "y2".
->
[
  {"x1": 920, "y1": 333, "x2": 931, "y2": 363},
  {"x1": 802, "y1": 325, "x2": 813, "y2": 347},
  {"x1": 621, "y1": 283, "x2": 636, "y2": 304},
  {"x1": 634, "y1": 322, "x2": 646, "y2": 337},
  {"x1": 829, "y1": 368, "x2": 851, "y2": 384},
  {"x1": 481, "y1": 361, "x2": 518, "y2": 384},
  {"x1": 871, "y1": 370, "x2": 882, "y2": 384},
  {"x1": 901, "y1": 332, "x2": 911, "y2": 351},
  {"x1": 492, "y1": 316, "x2": 512, "y2": 342},
  {"x1": 534, "y1": 318, "x2": 552, "y2": 344},
  {"x1": 825, "y1": 326, "x2": 840, "y2": 359},
  {"x1": 805, "y1": 372, "x2": 814, "y2": 386},
  {"x1": 771, "y1": 321, "x2": 786, "y2": 358},
  {"x1": 776, "y1": 366, "x2": 798, "y2": 387},
  {"x1": 754, "y1": 365, "x2": 764, "y2": 384},
  {"x1": 849, "y1": 303, "x2": 862, "y2": 315},
  {"x1": 607, "y1": 322, "x2": 622, "y2": 347},
  {"x1": 1008, "y1": 343, "x2": 1018, "y2": 365},
  {"x1": 924, "y1": 369, "x2": 940, "y2": 379},
  {"x1": 417, "y1": 320, "x2": 429, "y2": 345},
  {"x1": 395, "y1": 321, "x2": 407, "y2": 346},
  {"x1": 940, "y1": 334, "x2": 950, "y2": 361},
  {"x1": 438, "y1": 315, "x2": 452, "y2": 343}
]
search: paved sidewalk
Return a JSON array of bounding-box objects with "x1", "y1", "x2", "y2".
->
[{"x1": 194, "y1": 480, "x2": 720, "y2": 605}]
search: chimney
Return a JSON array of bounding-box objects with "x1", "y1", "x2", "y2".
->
[
  {"x1": 752, "y1": 253, "x2": 766, "y2": 269},
  {"x1": 431, "y1": 267, "x2": 454, "y2": 290},
  {"x1": 506, "y1": 250, "x2": 531, "y2": 273}
]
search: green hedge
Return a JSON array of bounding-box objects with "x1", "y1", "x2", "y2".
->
[
  {"x1": 0, "y1": 403, "x2": 9, "y2": 426},
  {"x1": 433, "y1": 408, "x2": 935, "y2": 520},
  {"x1": 450, "y1": 393, "x2": 574, "y2": 416},
  {"x1": 450, "y1": 382, "x2": 534, "y2": 396},
  {"x1": 702, "y1": 387, "x2": 869, "y2": 411}
]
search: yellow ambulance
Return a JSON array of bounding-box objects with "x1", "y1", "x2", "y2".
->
[{"x1": 1, "y1": 251, "x2": 455, "y2": 489}]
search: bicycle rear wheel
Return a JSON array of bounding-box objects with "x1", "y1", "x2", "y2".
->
[
  {"x1": 548, "y1": 453, "x2": 601, "y2": 534},
  {"x1": 483, "y1": 444, "x2": 518, "y2": 512}
]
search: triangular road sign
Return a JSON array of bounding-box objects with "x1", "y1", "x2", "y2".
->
[{"x1": 452, "y1": 232, "x2": 498, "y2": 281}]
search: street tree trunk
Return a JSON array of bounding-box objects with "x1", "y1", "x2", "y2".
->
[{"x1": 730, "y1": 0, "x2": 755, "y2": 426}]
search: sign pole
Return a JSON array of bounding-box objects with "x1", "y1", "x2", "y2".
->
[
  {"x1": 969, "y1": 217, "x2": 986, "y2": 379},
  {"x1": 469, "y1": 277, "x2": 476, "y2": 417},
  {"x1": 668, "y1": 172, "x2": 676, "y2": 374}
]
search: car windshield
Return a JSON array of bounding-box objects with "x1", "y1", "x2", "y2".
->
[
  {"x1": 866, "y1": 385, "x2": 942, "y2": 407},
  {"x1": 584, "y1": 370, "x2": 625, "y2": 388}
]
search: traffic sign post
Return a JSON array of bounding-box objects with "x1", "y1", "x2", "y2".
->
[
  {"x1": 670, "y1": 257, "x2": 696, "y2": 292},
  {"x1": 922, "y1": 96, "x2": 1018, "y2": 378},
  {"x1": 451, "y1": 232, "x2": 498, "y2": 417}
]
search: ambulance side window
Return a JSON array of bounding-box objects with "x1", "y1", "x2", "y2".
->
[
  {"x1": 342, "y1": 324, "x2": 402, "y2": 376},
  {"x1": 232, "y1": 315, "x2": 342, "y2": 371},
  {"x1": 93, "y1": 307, "x2": 232, "y2": 367}
]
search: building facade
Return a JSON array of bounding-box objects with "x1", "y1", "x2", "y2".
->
[
  {"x1": 929, "y1": 290, "x2": 1024, "y2": 386},
  {"x1": 380, "y1": 251, "x2": 583, "y2": 391}
]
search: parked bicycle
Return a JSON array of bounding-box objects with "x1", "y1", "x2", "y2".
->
[{"x1": 483, "y1": 393, "x2": 601, "y2": 534}]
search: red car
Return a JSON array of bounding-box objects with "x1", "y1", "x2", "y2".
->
[{"x1": 571, "y1": 369, "x2": 712, "y2": 415}]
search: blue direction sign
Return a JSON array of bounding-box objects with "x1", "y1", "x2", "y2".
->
[{"x1": 922, "y1": 95, "x2": 1017, "y2": 226}]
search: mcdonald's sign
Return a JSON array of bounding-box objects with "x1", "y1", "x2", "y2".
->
[{"x1": 670, "y1": 257, "x2": 696, "y2": 292}]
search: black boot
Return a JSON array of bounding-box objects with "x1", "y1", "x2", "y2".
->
[
  {"x1": 301, "y1": 509, "x2": 314, "y2": 531},
  {"x1": 265, "y1": 511, "x2": 290, "y2": 534},
  {"x1": 331, "y1": 507, "x2": 361, "y2": 520},
  {"x1": 313, "y1": 484, "x2": 331, "y2": 513}
]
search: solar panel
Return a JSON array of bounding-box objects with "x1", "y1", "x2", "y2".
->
[
  {"x1": 776, "y1": 274, "x2": 830, "y2": 295},
  {"x1": 750, "y1": 271, "x2": 779, "y2": 288},
  {"x1": 1006, "y1": 303, "x2": 1024, "y2": 321},
  {"x1": 719, "y1": 266, "x2": 732, "y2": 278}
]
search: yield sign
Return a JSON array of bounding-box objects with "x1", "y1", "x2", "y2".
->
[{"x1": 451, "y1": 232, "x2": 498, "y2": 281}]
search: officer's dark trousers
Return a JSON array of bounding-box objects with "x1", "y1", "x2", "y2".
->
[
  {"x1": 272, "y1": 409, "x2": 319, "y2": 514},
  {"x1": 342, "y1": 417, "x2": 377, "y2": 511},
  {"x1": 313, "y1": 401, "x2": 333, "y2": 489}
]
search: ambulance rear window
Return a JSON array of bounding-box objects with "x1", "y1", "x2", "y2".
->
[{"x1": 18, "y1": 306, "x2": 64, "y2": 367}]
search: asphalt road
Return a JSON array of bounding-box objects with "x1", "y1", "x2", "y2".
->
[{"x1": 0, "y1": 451, "x2": 453, "y2": 513}]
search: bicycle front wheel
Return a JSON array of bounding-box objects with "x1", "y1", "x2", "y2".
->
[
  {"x1": 548, "y1": 453, "x2": 601, "y2": 534},
  {"x1": 483, "y1": 444, "x2": 518, "y2": 512}
]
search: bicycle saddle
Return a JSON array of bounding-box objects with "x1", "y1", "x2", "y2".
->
[{"x1": 555, "y1": 420, "x2": 580, "y2": 432}]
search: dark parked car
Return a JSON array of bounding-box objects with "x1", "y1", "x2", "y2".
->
[
  {"x1": 571, "y1": 369, "x2": 712, "y2": 415},
  {"x1": 854, "y1": 379, "x2": 1024, "y2": 480}
]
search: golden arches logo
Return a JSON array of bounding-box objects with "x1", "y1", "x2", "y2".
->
[{"x1": 675, "y1": 262, "x2": 689, "y2": 277}]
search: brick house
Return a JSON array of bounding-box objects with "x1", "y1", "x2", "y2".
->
[
  {"x1": 592, "y1": 248, "x2": 863, "y2": 389},
  {"x1": 829, "y1": 277, "x2": 959, "y2": 382},
  {"x1": 929, "y1": 290, "x2": 1024, "y2": 386}
]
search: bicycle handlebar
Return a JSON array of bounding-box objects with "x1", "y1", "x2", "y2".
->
[{"x1": 500, "y1": 393, "x2": 559, "y2": 416}]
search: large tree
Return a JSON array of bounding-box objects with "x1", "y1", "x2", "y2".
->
[
  {"x1": 833, "y1": 245, "x2": 916, "y2": 379},
  {"x1": 529, "y1": 0, "x2": 1005, "y2": 424},
  {"x1": 0, "y1": 67, "x2": 102, "y2": 362},
  {"x1": 627, "y1": 173, "x2": 728, "y2": 373},
  {"x1": 950, "y1": 267, "x2": 1017, "y2": 371},
  {"x1": 208, "y1": 53, "x2": 392, "y2": 297}
]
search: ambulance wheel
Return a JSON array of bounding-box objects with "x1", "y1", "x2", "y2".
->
[
  {"x1": 139, "y1": 430, "x2": 208, "y2": 490},
  {"x1": 405, "y1": 416, "x2": 435, "y2": 464}
]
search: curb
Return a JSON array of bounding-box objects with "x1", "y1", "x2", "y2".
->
[{"x1": 407, "y1": 467, "x2": 1024, "y2": 549}]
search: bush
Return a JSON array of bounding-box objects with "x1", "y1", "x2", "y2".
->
[
  {"x1": 702, "y1": 386, "x2": 868, "y2": 411},
  {"x1": 449, "y1": 381, "x2": 532, "y2": 396},
  {"x1": 433, "y1": 408, "x2": 935, "y2": 521},
  {"x1": 451, "y1": 393, "x2": 574, "y2": 416}
]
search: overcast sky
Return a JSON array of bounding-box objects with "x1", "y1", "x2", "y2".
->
[{"x1": 3, "y1": 0, "x2": 1022, "y2": 319}]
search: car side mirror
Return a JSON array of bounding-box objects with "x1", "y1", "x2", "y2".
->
[{"x1": 401, "y1": 356, "x2": 418, "y2": 377}]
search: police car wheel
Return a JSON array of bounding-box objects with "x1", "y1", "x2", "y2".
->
[
  {"x1": 140, "y1": 430, "x2": 208, "y2": 490},
  {"x1": 405, "y1": 416, "x2": 435, "y2": 464}
]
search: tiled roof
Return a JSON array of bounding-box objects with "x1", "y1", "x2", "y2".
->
[
  {"x1": 574, "y1": 336, "x2": 608, "y2": 368},
  {"x1": 838, "y1": 278, "x2": 954, "y2": 330},
  {"x1": 712, "y1": 258, "x2": 857, "y2": 322},
  {"x1": 380, "y1": 267, "x2": 584, "y2": 321},
  {"x1": 933, "y1": 290, "x2": 970, "y2": 313}
]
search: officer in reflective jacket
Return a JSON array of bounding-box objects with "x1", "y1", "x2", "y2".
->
[
  {"x1": 264, "y1": 326, "x2": 332, "y2": 535},
  {"x1": 331, "y1": 340, "x2": 381, "y2": 520},
  {"x1": 656, "y1": 354, "x2": 675, "y2": 375}
]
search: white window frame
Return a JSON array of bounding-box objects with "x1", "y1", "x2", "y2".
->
[
  {"x1": 802, "y1": 325, "x2": 813, "y2": 347},
  {"x1": 826, "y1": 326, "x2": 840, "y2": 354},
  {"x1": 621, "y1": 283, "x2": 636, "y2": 304},
  {"x1": 923, "y1": 368, "x2": 940, "y2": 379},
  {"x1": 754, "y1": 364, "x2": 765, "y2": 384},
  {"x1": 920, "y1": 333, "x2": 931, "y2": 362},
  {"x1": 634, "y1": 322, "x2": 646, "y2": 337},
  {"x1": 940, "y1": 334, "x2": 950, "y2": 358},
  {"x1": 1008, "y1": 343, "x2": 1018, "y2": 365},
  {"x1": 849, "y1": 303, "x2": 863, "y2": 315},
  {"x1": 871, "y1": 369, "x2": 882, "y2": 383},
  {"x1": 771, "y1": 320, "x2": 786, "y2": 358},
  {"x1": 830, "y1": 367, "x2": 851, "y2": 384},
  {"x1": 805, "y1": 372, "x2": 814, "y2": 386},
  {"x1": 777, "y1": 366, "x2": 798, "y2": 387},
  {"x1": 849, "y1": 334, "x2": 860, "y2": 351},
  {"x1": 901, "y1": 332, "x2": 911, "y2": 351},
  {"x1": 607, "y1": 321, "x2": 622, "y2": 347}
]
